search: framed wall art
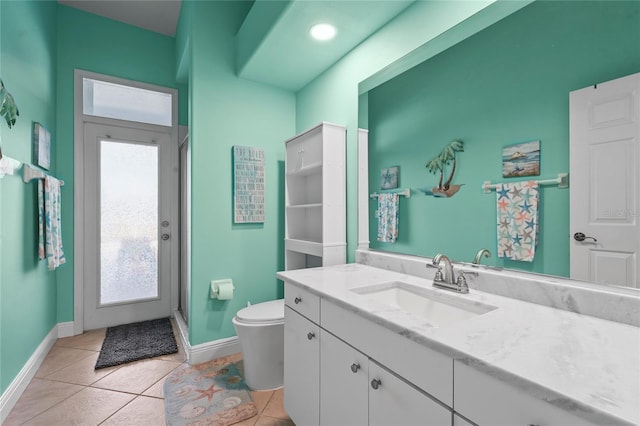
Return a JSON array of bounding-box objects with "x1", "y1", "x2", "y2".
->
[
  {"x1": 33, "y1": 122, "x2": 51, "y2": 170},
  {"x1": 502, "y1": 140, "x2": 540, "y2": 178},
  {"x1": 380, "y1": 166, "x2": 399, "y2": 190},
  {"x1": 233, "y1": 145, "x2": 265, "y2": 223}
]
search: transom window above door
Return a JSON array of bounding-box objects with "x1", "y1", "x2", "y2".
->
[{"x1": 82, "y1": 77, "x2": 172, "y2": 126}]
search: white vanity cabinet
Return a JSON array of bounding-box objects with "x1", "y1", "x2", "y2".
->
[
  {"x1": 453, "y1": 413, "x2": 476, "y2": 426},
  {"x1": 284, "y1": 122, "x2": 346, "y2": 270},
  {"x1": 320, "y1": 323, "x2": 452, "y2": 426},
  {"x1": 368, "y1": 360, "x2": 452, "y2": 426},
  {"x1": 284, "y1": 282, "x2": 454, "y2": 425},
  {"x1": 284, "y1": 305, "x2": 320, "y2": 426},
  {"x1": 454, "y1": 361, "x2": 599, "y2": 426},
  {"x1": 319, "y1": 330, "x2": 369, "y2": 426},
  {"x1": 283, "y1": 285, "x2": 322, "y2": 425}
]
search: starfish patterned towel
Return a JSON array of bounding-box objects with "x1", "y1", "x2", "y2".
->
[
  {"x1": 496, "y1": 181, "x2": 539, "y2": 262},
  {"x1": 376, "y1": 193, "x2": 399, "y2": 243}
]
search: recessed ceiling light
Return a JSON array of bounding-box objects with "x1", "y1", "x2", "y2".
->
[{"x1": 310, "y1": 23, "x2": 337, "y2": 41}]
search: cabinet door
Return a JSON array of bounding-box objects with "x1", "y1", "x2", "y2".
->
[
  {"x1": 369, "y1": 360, "x2": 452, "y2": 426},
  {"x1": 453, "y1": 413, "x2": 476, "y2": 426},
  {"x1": 320, "y1": 330, "x2": 368, "y2": 426},
  {"x1": 454, "y1": 361, "x2": 599, "y2": 426},
  {"x1": 284, "y1": 306, "x2": 320, "y2": 426}
]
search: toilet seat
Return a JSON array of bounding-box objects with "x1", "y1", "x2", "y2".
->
[{"x1": 235, "y1": 299, "x2": 284, "y2": 325}]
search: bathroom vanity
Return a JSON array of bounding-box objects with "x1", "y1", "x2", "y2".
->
[{"x1": 278, "y1": 252, "x2": 640, "y2": 426}]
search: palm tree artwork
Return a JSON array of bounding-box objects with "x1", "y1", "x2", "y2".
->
[
  {"x1": 0, "y1": 79, "x2": 20, "y2": 129},
  {"x1": 424, "y1": 139, "x2": 464, "y2": 197}
]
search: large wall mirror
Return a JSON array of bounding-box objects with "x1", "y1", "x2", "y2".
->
[{"x1": 360, "y1": 1, "x2": 640, "y2": 287}]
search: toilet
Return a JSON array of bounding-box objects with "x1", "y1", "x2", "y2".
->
[{"x1": 232, "y1": 298, "x2": 285, "y2": 390}]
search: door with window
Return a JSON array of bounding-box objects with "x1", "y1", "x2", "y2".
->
[{"x1": 82, "y1": 123, "x2": 174, "y2": 329}]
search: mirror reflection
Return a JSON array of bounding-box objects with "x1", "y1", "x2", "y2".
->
[{"x1": 364, "y1": 1, "x2": 639, "y2": 286}]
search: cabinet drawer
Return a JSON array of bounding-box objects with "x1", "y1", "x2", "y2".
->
[
  {"x1": 454, "y1": 361, "x2": 598, "y2": 426},
  {"x1": 321, "y1": 299, "x2": 453, "y2": 406},
  {"x1": 285, "y1": 282, "x2": 320, "y2": 323}
]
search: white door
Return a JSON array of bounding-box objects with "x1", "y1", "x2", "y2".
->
[
  {"x1": 83, "y1": 122, "x2": 174, "y2": 329},
  {"x1": 569, "y1": 73, "x2": 640, "y2": 287}
]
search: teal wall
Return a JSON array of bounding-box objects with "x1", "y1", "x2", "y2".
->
[
  {"x1": 55, "y1": 5, "x2": 189, "y2": 322},
  {"x1": 295, "y1": 1, "x2": 502, "y2": 262},
  {"x1": 367, "y1": 1, "x2": 640, "y2": 277},
  {"x1": 187, "y1": 1, "x2": 295, "y2": 345},
  {"x1": 0, "y1": 0, "x2": 58, "y2": 394}
]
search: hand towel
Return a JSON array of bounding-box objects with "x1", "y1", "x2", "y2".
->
[
  {"x1": 496, "y1": 181, "x2": 539, "y2": 262},
  {"x1": 43, "y1": 176, "x2": 66, "y2": 270},
  {"x1": 376, "y1": 193, "x2": 399, "y2": 243},
  {"x1": 37, "y1": 179, "x2": 45, "y2": 260}
]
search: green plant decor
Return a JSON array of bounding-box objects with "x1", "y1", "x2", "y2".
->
[
  {"x1": 424, "y1": 139, "x2": 464, "y2": 197},
  {"x1": 0, "y1": 79, "x2": 20, "y2": 129}
]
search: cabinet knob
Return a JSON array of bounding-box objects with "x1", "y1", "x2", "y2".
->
[
  {"x1": 370, "y1": 378, "x2": 381, "y2": 390},
  {"x1": 294, "y1": 297, "x2": 302, "y2": 304},
  {"x1": 307, "y1": 332, "x2": 315, "y2": 340},
  {"x1": 350, "y1": 362, "x2": 360, "y2": 373}
]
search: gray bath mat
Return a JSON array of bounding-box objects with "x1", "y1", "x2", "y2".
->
[{"x1": 95, "y1": 317, "x2": 178, "y2": 369}]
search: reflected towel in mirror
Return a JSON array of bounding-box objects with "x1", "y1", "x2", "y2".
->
[
  {"x1": 496, "y1": 181, "x2": 539, "y2": 261},
  {"x1": 376, "y1": 193, "x2": 399, "y2": 243}
]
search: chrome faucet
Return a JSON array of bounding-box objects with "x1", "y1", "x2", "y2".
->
[
  {"x1": 433, "y1": 254, "x2": 455, "y2": 284},
  {"x1": 431, "y1": 254, "x2": 469, "y2": 294},
  {"x1": 473, "y1": 248, "x2": 491, "y2": 265}
]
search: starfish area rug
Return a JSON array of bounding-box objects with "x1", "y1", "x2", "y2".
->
[{"x1": 164, "y1": 360, "x2": 258, "y2": 426}]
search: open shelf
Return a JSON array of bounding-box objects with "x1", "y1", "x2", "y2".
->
[
  {"x1": 285, "y1": 250, "x2": 323, "y2": 270},
  {"x1": 286, "y1": 161, "x2": 322, "y2": 177},
  {"x1": 285, "y1": 239, "x2": 323, "y2": 257},
  {"x1": 284, "y1": 122, "x2": 345, "y2": 270},
  {"x1": 286, "y1": 172, "x2": 322, "y2": 205},
  {"x1": 287, "y1": 203, "x2": 322, "y2": 209}
]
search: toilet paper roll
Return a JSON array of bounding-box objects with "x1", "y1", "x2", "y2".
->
[{"x1": 213, "y1": 280, "x2": 234, "y2": 300}]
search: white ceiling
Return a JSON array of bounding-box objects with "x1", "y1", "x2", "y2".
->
[{"x1": 58, "y1": 0, "x2": 181, "y2": 36}]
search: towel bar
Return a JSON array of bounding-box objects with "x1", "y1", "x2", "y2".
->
[
  {"x1": 23, "y1": 164, "x2": 64, "y2": 186},
  {"x1": 482, "y1": 173, "x2": 568, "y2": 193},
  {"x1": 370, "y1": 188, "x2": 411, "y2": 199}
]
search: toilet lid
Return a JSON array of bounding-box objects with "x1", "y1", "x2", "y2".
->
[{"x1": 236, "y1": 299, "x2": 284, "y2": 324}]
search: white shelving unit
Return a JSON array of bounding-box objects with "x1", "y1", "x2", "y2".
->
[{"x1": 285, "y1": 122, "x2": 346, "y2": 270}]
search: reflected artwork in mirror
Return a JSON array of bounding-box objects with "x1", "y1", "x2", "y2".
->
[{"x1": 361, "y1": 1, "x2": 640, "y2": 287}]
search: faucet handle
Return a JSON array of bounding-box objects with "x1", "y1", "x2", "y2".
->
[
  {"x1": 426, "y1": 263, "x2": 444, "y2": 281},
  {"x1": 456, "y1": 271, "x2": 469, "y2": 294}
]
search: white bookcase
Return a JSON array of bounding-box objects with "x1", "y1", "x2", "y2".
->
[{"x1": 284, "y1": 122, "x2": 346, "y2": 270}]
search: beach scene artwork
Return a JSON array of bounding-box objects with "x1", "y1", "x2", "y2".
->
[{"x1": 502, "y1": 140, "x2": 540, "y2": 178}]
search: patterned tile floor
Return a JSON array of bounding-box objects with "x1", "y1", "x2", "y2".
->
[{"x1": 5, "y1": 322, "x2": 294, "y2": 426}]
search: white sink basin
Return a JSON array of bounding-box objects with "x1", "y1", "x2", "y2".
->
[{"x1": 351, "y1": 281, "x2": 497, "y2": 327}]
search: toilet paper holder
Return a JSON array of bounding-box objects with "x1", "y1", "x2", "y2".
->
[{"x1": 210, "y1": 279, "x2": 235, "y2": 300}]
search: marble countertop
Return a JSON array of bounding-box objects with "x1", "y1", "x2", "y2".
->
[{"x1": 277, "y1": 264, "x2": 640, "y2": 426}]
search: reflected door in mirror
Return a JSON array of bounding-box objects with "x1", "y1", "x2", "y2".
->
[{"x1": 569, "y1": 73, "x2": 640, "y2": 287}]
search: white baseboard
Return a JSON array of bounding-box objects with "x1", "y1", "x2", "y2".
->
[
  {"x1": 1, "y1": 316, "x2": 241, "y2": 422},
  {"x1": 172, "y1": 311, "x2": 241, "y2": 365},
  {"x1": 0, "y1": 325, "x2": 58, "y2": 423},
  {"x1": 57, "y1": 322, "x2": 75, "y2": 338},
  {"x1": 189, "y1": 336, "x2": 241, "y2": 365}
]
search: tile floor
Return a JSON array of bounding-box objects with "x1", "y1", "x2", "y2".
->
[{"x1": 5, "y1": 323, "x2": 294, "y2": 426}]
